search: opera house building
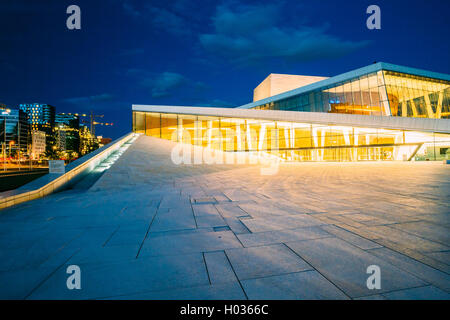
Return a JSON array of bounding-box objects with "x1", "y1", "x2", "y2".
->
[{"x1": 132, "y1": 62, "x2": 450, "y2": 162}]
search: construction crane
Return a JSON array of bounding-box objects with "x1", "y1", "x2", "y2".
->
[{"x1": 64, "y1": 111, "x2": 113, "y2": 136}]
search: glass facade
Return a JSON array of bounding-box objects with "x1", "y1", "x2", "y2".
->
[
  {"x1": 19, "y1": 103, "x2": 56, "y2": 134},
  {"x1": 0, "y1": 108, "x2": 30, "y2": 156},
  {"x1": 250, "y1": 70, "x2": 450, "y2": 119},
  {"x1": 133, "y1": 111, "x2": 450, "y2": 162},
  {"x1": 55, "y1": 113, "x2": 80, "y2": 153},
  {"x1": 383, "y1": 71, "x2": 450, "y2": 118}
]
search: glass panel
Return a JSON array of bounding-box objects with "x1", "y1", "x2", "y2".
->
[
  {"x1": 145, "y1": 112, "x2": 160, "y2": 137},
  {"x1": 351, "y1": 78, "x2": 362, "y2": 114},
  {"x1": 178, "y1": 115, "x2": 196, "y2": 145},
  {"x1": 161, "y1": 113, "x2": 178, "y2": 141},
  {"x1": 134, "y1": 112, "x2": 145, "y2": 133}
]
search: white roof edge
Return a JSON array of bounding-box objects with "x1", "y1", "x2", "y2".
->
[{"x1": 132, "y1": 105, "x2": 450, "y2": 134}]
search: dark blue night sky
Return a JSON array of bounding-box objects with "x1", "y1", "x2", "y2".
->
[{"x1": 0, "y1": 0, "x2": 449, "y2": 138}]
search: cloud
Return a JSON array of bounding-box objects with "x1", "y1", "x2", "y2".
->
[
  {"x1": 91, "y1": 93, "x2": 115, "y2": 102},
  {"x1": 63, "y1": 93, "x2": 114, "y2": 104},
  {"x1": 123, "y1": 1, "x2": 140, "y2": 18},
  {"x1": 142, "y1": 72, "x2": 188, "y2": 98},
  {"x1": 126, "y1": 69, "x2": 209, "y2": 99},
  {"x1": 199, "y1": 3, "x2": 369, "y2": 65},
  {"x1": 122, "y1": 0, "x2": 199, "y2": 36},
  {"x1": 146, "y1": 6, "x2": 192, "y2": 36}
]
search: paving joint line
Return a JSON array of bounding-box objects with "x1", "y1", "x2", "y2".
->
[
  {"x1": 223, "y1": 250, "x2": 249, "y2": 300},
  {"x1": 282, "y1": 242, "x2": 352, "y2": 300}
]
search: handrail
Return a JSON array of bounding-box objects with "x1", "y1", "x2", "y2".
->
[{"x1": 0, "y1": 132, "x2": 137, "y2": 210}]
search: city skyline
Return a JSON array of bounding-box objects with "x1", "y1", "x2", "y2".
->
[
  {"x1": 0, "y1": 0, "x2": 449, "y2": 139},
  {"x1": 1, "y1": 102, "x2": 111, "y2": 162}
]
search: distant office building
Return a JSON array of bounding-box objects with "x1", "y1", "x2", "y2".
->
[
  {"x1": 31, "y1": 130, "x2": 46, "y2": 159},
  {"x1": 19, "y1": 103, "x2": 55, "y2": 135},
  {"x1": 55, "y1": 113, "x2": 80, "y2": 154},
  {"x1": 55, "y1": 113, "x2": 80, "y2": 129},
  {"x1": 79, "y1": 124, "x2": 99, "y2": 155},
  {"x1": 55, "y1": 128, "x2": 66, "y2": 152},
  {"x1": 0, "y1": 107, "x2": 29, "y2": 158}
]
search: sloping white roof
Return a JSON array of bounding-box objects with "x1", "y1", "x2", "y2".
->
[{"x1": 132, "y1": 105, "x2": 450, "y2": 134}]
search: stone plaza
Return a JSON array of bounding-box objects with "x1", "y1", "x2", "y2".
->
[{"x1": 0, "y1": 135, "x2": 449, "y2": 299}]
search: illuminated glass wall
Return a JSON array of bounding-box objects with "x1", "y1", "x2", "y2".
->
[
  {"x1": 250, "y1": 70, "x2": 450, "y2": 119},
  {"x1": 133, "y1": 111, "x2": 450, "y2": 162},
  {"x1": 383, "y1": 71, "x2": 450, "y2": 118}
]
